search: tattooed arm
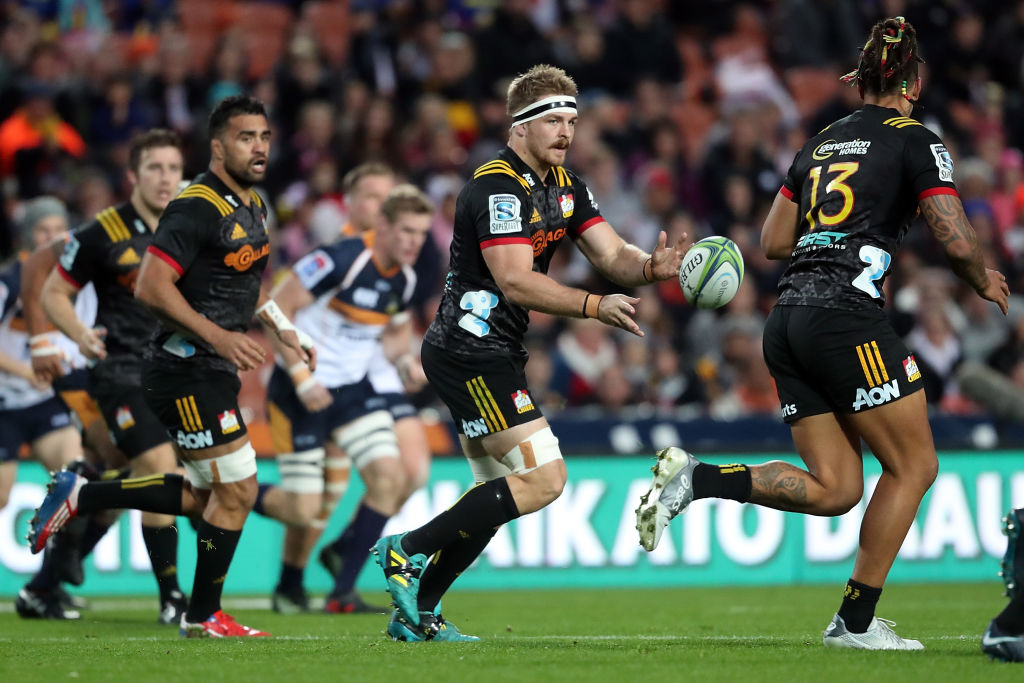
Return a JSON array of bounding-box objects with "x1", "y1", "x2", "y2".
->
[{"x1": 919, "y1": 193, "x2": 1009, "y2": 314}]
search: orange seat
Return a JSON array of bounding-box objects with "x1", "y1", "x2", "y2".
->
[{"x1": 302, "y1": 0, "x2": 350, "y2": 67}]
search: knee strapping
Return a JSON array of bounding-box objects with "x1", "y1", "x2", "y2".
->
[
  {"x1": 499, "y1": 427, "x2": 562, "y2": 474},
  {"x1": 276, "y1": 448, "x2": 325, "y2": 494},
  {"x1": 182, "y1": 442, "x2": 257, "y2": 488},
  {"x1": 468, "y1": 455, "x2": 513, "y2": 483},
  {"x1": 331, "y1": 411, "x2": 398, "y2": 469}
]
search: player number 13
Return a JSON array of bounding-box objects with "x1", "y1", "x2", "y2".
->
[{"x1": 806, "y1": 162, "x2": 859, "y2": 230}]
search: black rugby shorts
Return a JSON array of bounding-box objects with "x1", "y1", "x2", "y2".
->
[
  {"x1": 763, "y1": 304, "x2": 924, "y2": 424},
  {"x1": 92, "y1": 382, "x2": 170, "y2": 458},
  {"x1": 142, "y1": 362, "x2": 246, "y2": 450},
  {"x1": 421, "y1": 341, "x2": 542, "y2": 437}
]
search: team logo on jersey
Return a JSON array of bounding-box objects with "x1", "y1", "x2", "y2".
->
[
  {"x1": 295, "y1": 251, "x2": 334, "y2": 289},
  {"x1": 930, "y1": 143, "x2": 954, "y2": 182},
  {"x1": 530, "y1": 207, "x2": 542, "y2": 224},
  {"x1": 559, "y1": 193, "x2": 575, "y2": 218},
  {"x1": 223, "y1": 242, "x2": 270, "y2": 271},
  {"x1": 60, "y1": 236, "x2": 80, "y2": 271},
  {"x1": 903, "y1": 355, "x2": 921, "y2": 382},
  {"x1": 812, "y1": 138, "x2": 872, "y2": 160},
  {"x1": 117, "y1": 247, "x2": 140, "y2": 266},
  {"x1": 115, "y1": 405, "x2": 135, "y2": 430},
  {"x1": 230, "y1": 223, "x2": 247, "y2": 240},
  {"x1": 511, "y1": 390, "x2": 535, "y2": 414},
  {"x1": 488, "y1": 194, "x2": 522, "y2": 234},
  {"x1": 218, "y1": 409, "x2": 240, "y2": 435}
]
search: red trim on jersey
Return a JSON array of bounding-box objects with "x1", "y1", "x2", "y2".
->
[
  {"x1": 481, "y1": 236, "x2": 531, "y2": 250},
  {"x1": 576, "y1": 216, "x2": 604, "y2": 235},
  {"x1": 55, "y1": 265, "x2": 83, "y2": 290},
  {"x1": 917, "y1": 187, "x2": 959, "y2": 200},
  {"x1": 146, "y1": 245, "x2": 184, "y2": 276},
  {"x1": 779, "y1": 185, "x2": 795, "y2": 201}
]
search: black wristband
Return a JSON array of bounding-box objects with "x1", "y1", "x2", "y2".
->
[
  {"x1": 582, "y1": 293, "x2": 591, "y2": 318},
  {"x1": 643, "y1": 257, "x2": 653, "y2": 282}
]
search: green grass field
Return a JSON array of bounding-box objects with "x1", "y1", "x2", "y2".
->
[{"x1": 0, "y1": 583, "x2": 1020, "y2": 682}]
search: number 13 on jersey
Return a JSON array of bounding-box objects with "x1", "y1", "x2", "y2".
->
[{"x1": 806, "y1": 162, "x2": 859, "y2": 230}]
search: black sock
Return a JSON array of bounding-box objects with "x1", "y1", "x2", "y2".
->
[
  {"x1": 26, "y1": 545, "x2": 60, "y2": 591},
  {"x1": 276, "y1": 562, "x2": 304, "y2": 592},
  {"x1": 141, "y1": 525, "x2": 181, "y2": 602},
  {"x1": 77, "y1": 518, "x2": 112, "y2": 557},
  {"x1": 417, "y1": 526, "x2": 499, "y2": 612},
  {"x1": 402, "y1": 478, "x2": 520, "y2": 557},
  {"x1": 331, "y1": 503, "x2": 389, "y2": 595},
  {"x1": 77, "y1": 474, "x2": 184, "y2": 516},
  {"x1": 837, "y1": 578, "x2": 882, "y2": 633},
  {"x1": 185, "y1": 521, "x2": 242, "y2": 623},
  {"x1": 693, "y1": 463, "x2": 752, "y2": 502},
  {"x1": 252, "y1": 483, "x2": 272, "y2": 517},
  {"x1": 995, "y1": 591, "x2": 1024, "y2": 634}
]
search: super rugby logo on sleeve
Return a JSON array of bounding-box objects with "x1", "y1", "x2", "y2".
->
[
  {"x1": 489, "y1": 194, "x2": 522, "y2": 234},
  {"x1": 930, "y1": 143, "x2": 954, "y2": 182},
  {"x1": 295, "y1": 250, "x2": 334, "y2": 289},
  {"x1": 60, "y1": 236, "x2": 80, "y2": 271}
]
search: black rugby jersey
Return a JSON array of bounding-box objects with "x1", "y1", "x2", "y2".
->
[
  {"x1": 146, "y1": 171, "x2": 269, "y2": 373},
  {"x1": 56, "y1": 202, "x2": 158, "y2": 384},
  {"x1": 777, "y1": 104, "x2": 958, "y2": 310},
  {"x1": 424, "y1": 147, "x2": 603, "y2": 357}
]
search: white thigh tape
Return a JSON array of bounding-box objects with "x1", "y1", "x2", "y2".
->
[
  {"x1": 183, "y1": 442, "x2": 258, "y2": 488},
  {"x1": 331, "y1": 410, "x2": 398, "y2": 469},
  {"x1": 276, "y1": 448, "x2": 325, "y2": 494},
  {"x1": 500, "y1": 427, "x2": 562, "y2": 474},
  {"x1": 468, "y1": 455, "x2": 513, "y2": 483}
]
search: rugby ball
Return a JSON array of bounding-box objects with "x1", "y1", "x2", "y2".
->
[{"x1": 678, "y1": 236, "x2": 744, "y2": 309}]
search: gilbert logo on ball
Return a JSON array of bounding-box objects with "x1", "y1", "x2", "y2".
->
[{"x1": 678, "y1": 236, "x2": 744, "y2": 309}]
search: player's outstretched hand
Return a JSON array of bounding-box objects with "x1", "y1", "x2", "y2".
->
[
  {"x1": 597, "y1": 294, "x2": 644, "y2": 337},
  {"x1": 277, "y1": 329, "x2": 316, "y2": 371},
  {"x1": 980, "y1": 268, "x2": 1010, "y2": 315},
  {"x1": 649, "y1": 230, "x2": 691, "y2": 281},
  {"x1": 298, "y1": 380, "x2": 332, "y2": 412},
  {"x1": 214, "y1": 330, "x2": 266, "y2": 371},
  {"x1": 77, "y1": 326, "x2": 107, "y2": 361}
]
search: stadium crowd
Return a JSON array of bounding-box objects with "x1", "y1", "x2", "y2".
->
[{"x1": 3, "y1": 0, "x2": 1024, "y2": 423}]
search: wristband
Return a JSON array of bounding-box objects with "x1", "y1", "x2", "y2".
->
[
  {"x1": 29, "y1": 334, "x2": 63, "y2": 358},
  {"x1": 256, "y1": 300, "x2": 294, "y2": 334},
  {"x1": 583, "y1": 293, "x2": 602, "y2": 319},
  {"x1": 642, "y1": 257, "x2": 653, "y2": 283},
  {"x1": 295, "y1": 377, "x2": 319, "y2": 396}
]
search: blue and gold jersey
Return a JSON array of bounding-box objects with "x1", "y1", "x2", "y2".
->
[{"x1": 291, "y1": 234, "x2": 415, "y2": 388}]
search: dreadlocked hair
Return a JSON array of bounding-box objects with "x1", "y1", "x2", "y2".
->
[{"x1": 840, "y1": 16, "x2": 922, "y2": 100}]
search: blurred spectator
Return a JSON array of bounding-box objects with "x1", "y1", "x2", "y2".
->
[
  {"x1": 602, "y1": 0, "x2": 683, "y2": 96},
  {"x1": 0, "y1": 80, "x2": 85, "y2": 198},
  {"x1": 550, "y1": 318, "x2": 619, "y2": 408}
]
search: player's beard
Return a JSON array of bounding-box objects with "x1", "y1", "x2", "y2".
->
[{"x1": 224, "y1": 156, "x2": 263, "y2": 189}]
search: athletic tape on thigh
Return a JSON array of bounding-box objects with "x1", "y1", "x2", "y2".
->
[
  {"x1": 276, "y1": 448, "x2": 325, "y2": 494},
  {"x1": 468, "y1": 455, "x2": 513, "y2": 483},
  {"x1": 331, "y1": 410, "x2": 398, "y2": 469},
  {"x1": 182, "y1": 442, "x2": 257, "y2": 488},
  {"x1": 500, "y1": 426, "x2": 562, "y2": 474}
]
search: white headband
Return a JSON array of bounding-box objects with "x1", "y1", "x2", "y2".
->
[{"x1": 511, "y1": 94, "x2": 578, "y2": 126}]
